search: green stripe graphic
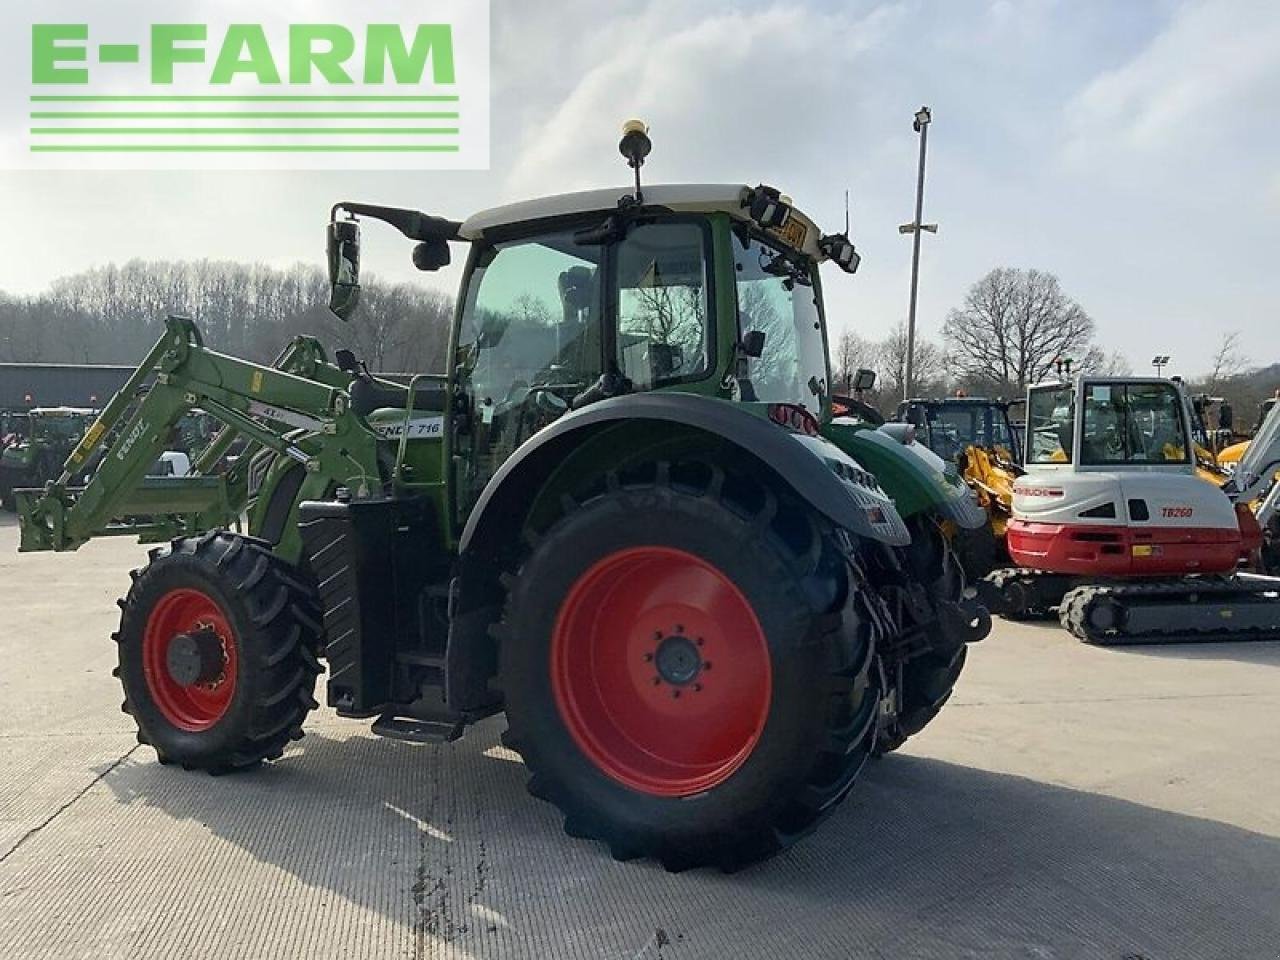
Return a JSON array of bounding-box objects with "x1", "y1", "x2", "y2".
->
[
  {"x1": 30, "y1": 95, "x2": 459, "y2": 103},
  {"x1": 32, "y1": 111, "x2": 459, "y2": 119},
  {"x1": 30, "y1": 144, "x2": 462, "y2": 153},
  {"x1": 32, "y1": 128, "x2": 460, "y2": 136}
]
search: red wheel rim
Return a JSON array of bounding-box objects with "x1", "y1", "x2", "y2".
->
[
  {"x1": 551, "y1": 546, "x2": 771, "y2": 797},
  {"x1": 141, "y1": 588, "x2": 238, "y2": 732}
]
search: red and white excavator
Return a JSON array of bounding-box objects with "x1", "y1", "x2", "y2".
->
[{"x1": 987, "y1": 375, "x2": 1280, "y2": 643}]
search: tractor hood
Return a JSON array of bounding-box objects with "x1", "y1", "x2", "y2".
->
[{"x1": 824, "y1": 418, "x2": 988, "y2": 529}]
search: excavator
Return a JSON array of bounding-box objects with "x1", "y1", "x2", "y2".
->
[{"x1": 987, "y1": 375, "x2": 1280, "y2": 643}]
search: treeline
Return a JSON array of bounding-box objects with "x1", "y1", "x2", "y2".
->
[{"x1": 0, "y1": 260, "x2": 454, "y2": 373}]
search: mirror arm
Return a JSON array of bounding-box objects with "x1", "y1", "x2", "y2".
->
[{"x1": 331, "y1": 202, "x2": 461, "y2": 242}]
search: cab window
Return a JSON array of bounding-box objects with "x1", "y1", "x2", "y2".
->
[
  {"x1": 1080, "y1": 383, "x2": 1190, "y2": 465},
  {"x1": 615, "y1": 222, "x2": 711, "y2": 389},
  {"x1": 732, "y1": 233, "x2": 827, "y2": 415},
  {"x1": 458, "y1": 233, "x2": 603, "y2": 509},
  {"x1": 1028, "y1": 386, "x2": 1075, "y2": 464}
]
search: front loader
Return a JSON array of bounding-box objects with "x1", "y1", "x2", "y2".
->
[
  {"x1": 893, "y1": 396, "x2": 1025, "y2": 579},
  {"x1": 16, "y1": 124, "x2": 990, "y2": 870}
]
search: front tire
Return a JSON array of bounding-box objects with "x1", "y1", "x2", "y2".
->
[
  {"x1": 876, "y1": 518, "x2": 972, "y2": 754},
  {"x1": 497, "y1": 463, "x2": 880, "y2": 871},
  {"x1": 115, "y1": 531, "x2": 324, "y2": 772}
]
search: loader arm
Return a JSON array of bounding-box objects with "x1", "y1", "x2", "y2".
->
[
  {"x1": 1223, "y1": 399, "x2": 1280, "y2": 525},
  {"x1": 17, "y1": 316, "x2": 378, "y2": 553}
]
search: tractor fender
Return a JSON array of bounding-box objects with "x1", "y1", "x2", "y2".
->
[{"x1": 459, "y1": 392, "x2": 910, "y2": 554}]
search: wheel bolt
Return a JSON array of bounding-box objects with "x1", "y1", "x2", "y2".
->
[
  {"x1": 672, "y1": 690, "x2": 681, "y2": 699},
  {"x1": 703, "y1": 661, "x2": 712, "y2": 670},
  {"x1": 695, "y1": 636, "x2": 704, "y2": 646},
  {"x1": 654, "y1": 630, "x2": 663, "y2": 640},
  {"x1": 694, "y1": 684, "x2": 703, "y2": 693},
  {"x1": 643, "y1": 652, "x2": 653, "y2": 662},
  {"x1": 652, "y1": 676, "x2": 661, "y2": 685},
  {"x1": 675, "y1": 624, "x2": 685, "y2": 634}
]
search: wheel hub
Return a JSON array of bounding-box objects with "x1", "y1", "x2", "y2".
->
[
  {"x1": 551, "y1": 546, "x2": 770, "y2": 797},
  {"x1": 653, "y1": 634, "x2": 701, "y2": 686},
  {"x1": 165, "y1": 626, "x2": 226, "y2": 687},
  {"x1": 142, "y1": 587, "x2": 239, "y2": 732}
]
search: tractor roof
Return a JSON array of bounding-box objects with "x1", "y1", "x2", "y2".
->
[{"x1": 459, "y1": 183, "x2": 824, "y2": 258}]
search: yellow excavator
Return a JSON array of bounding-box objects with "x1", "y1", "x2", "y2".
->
[{"x1": 895, "y1": 395, "x2": 1023, "y2": 578}]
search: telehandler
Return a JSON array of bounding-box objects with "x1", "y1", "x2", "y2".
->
[{"x1": 17, "y1": 124, "x2": 989, "y2": 869}]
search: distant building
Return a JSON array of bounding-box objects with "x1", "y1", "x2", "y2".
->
[{"x1": 0, "y1": 363, "x2": 135, "y2": 411}]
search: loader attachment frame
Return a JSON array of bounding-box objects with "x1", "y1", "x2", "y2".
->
[{"x1": 16, "y1": 316, "x2": 379, "y2": 555}]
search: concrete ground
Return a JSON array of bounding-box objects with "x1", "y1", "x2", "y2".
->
[{"x1": 1, "y1": 512, "x2": 1278, "y2": 960}]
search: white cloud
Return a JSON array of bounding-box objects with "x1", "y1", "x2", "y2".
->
[{"x1": 1065, "y1": 0, "x2": 1280, "y2": 157}]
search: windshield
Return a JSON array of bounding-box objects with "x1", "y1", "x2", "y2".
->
[
  {"x1": 732, "y1": 232, "x2": 828, "y2": 416},
  {"x1": 1080, "y1": 382, "x2": 1190, "y2": 465},
  {"x1": 924, "y1": 403, "x2": 1019, "y2": 462}
]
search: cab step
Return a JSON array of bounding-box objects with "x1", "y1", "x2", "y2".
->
[{"x1": 370, "y1": 714, "x2": 465, "y2": 744}]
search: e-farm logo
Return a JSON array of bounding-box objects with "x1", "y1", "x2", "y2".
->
[{"x1": 3, "y1": 1, "x2": 489, "y2": 170}]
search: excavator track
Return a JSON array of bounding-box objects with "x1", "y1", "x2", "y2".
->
[
  {"x1": 1059, "y1": 576, "x2": 1280, "y2": 645},
  {"x1": 983, "y1": 566, "x2": 1075, "y2": 619}
]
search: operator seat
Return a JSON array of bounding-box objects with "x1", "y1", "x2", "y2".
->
[{"x1": 348, "y1": 378, "x2": 449, "y2": 417}]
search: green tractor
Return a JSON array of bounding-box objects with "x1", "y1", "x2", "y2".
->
[
  {"x1": 18, "y1": 127, "x2": 988, "y2": 870},
  {"x1": 0, "y1": 406, "x2": 95, "y2": 510}
]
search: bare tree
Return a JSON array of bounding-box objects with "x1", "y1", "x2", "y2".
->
[
  {"x1": 1205, "y1": 331, "x2": 1246, "y2": 390},
  {"x1": 831, "y1": 328, "x2": 874, "y2": 392},
  {"x1": 877, "y1": 322, "x2": 943, "y2": 398},
  {"x1": 943, "y1": 268, "x2": 1094, "y2": 390}
]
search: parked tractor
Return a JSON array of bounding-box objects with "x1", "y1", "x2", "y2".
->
[
  {"x1": 0, "y1": 406, "x2": 95, "y2": 510},
  {"x1": 17, "y1": 126, "x2": 990, "y2": 869}
]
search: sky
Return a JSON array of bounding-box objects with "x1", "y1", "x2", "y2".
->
[{"x1": 1, "y1": 0, "x2": 1278, "y2": 381}]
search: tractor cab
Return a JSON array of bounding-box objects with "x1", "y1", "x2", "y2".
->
[
  {"x1": 448, "y1": 183, "x2": 853, "y2": 511},
  {"x1": 325, "y1": 174, "x2": 864, "y2": 527},
  {"x1": 896, "y1": 396, "x2": 1021, "y2": 464}
]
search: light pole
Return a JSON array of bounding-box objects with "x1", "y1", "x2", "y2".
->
[
  {"x1": 1152, "y1": 354, "x2": 1170, "y2": 377},
  {"x1": 899, "y1": 105, "x2": 938, "y2": 400}
]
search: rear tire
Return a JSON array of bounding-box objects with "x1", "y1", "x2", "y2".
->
[
  {"x1": 115, "y1": 531, "x2": 324, "y2": 772},
  {"x1": 496, "y1": 463, "x2": 881, "y2": 871}
]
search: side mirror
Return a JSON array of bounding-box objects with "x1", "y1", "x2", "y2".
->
[
  {"x1": 327, "y1": 218, "x2": 361, "y2": 321},
  {"x1": 741, "y1": 330, "x2": 766, "y2": 358},
  {"x1": 854, "y1": 367, "x2": 876, "y2": 391}
]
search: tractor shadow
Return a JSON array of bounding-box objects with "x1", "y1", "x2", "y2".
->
[{"x1": 97, "y1": 718, "x2": 1280, "y2": 959}]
